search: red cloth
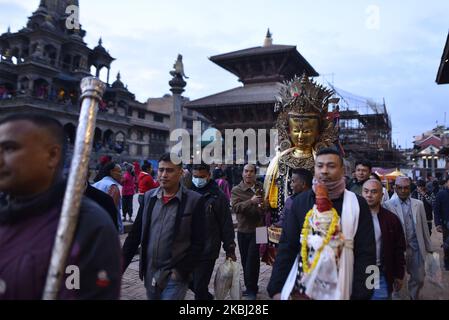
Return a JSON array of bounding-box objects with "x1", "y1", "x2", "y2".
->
[
  {"x1": 133, "y1": 162, "x2": 141, "y2": 177},
  {"x1": 99, "y1": 156, "x2": 110, "y2": 166},
  {"x1": 162, "y1": 195, "x2": 174, "y2": 205},
  {"x1": 121, "y1": 171, "x2": 136, "y2": 196},
  {"x1": 138, "y1": 172, "x2": 159, "y2": 194}
]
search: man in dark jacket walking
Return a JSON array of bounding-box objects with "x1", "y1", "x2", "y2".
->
[
  {"x1": 434, "y1": 177, "x2": 449, "y2": 270},
  {"x1": 122, "y1": 153, "x2": 205, "y2": 300},
  {"x1": 190, "y1": 163, "x2": 236, "y2": 300},
  {"x1": 362, "y1": 179, "x2": 406, "y2": 299},
  {"x1": 0, "y1": 114, "x2": 121, "y2": 300}
]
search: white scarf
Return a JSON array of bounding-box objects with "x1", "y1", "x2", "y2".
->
[{"x1": 280, "y1": 189, "x2": 360, "y2": 300}]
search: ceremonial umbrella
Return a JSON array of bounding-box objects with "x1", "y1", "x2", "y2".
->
[{"x1": 385, "y1": 169, "x2": 404, "y2": 180}]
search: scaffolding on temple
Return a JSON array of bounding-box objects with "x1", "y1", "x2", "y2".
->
[{"x1": 326, "y1": 84, "x2": 405, "y2": 167}]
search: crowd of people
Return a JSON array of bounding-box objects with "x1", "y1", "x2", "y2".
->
[
  {"x1": 0, "y1": 114, "x2": 448, "y2": 300},
  {"x1": 89, "y1": 149, "x2": 447, "y2": 301}
]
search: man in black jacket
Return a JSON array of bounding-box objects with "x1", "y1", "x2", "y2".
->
[
  {"x1": 267, "y1": 148, "x2": 376, "y2": 300},
  {"x1": 122, "y1": 153, "x2": 205, "y2": 300},
  {"x1": 0, "y1": 114, "x2": 121, "y2": 300},
  {"x1": 190, "y1": 163, "x2": 236, "y2": 300}
]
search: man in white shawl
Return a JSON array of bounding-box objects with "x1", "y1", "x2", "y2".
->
[{"x1": 267, "y1": 148, "x2": 376, "y2": 300}]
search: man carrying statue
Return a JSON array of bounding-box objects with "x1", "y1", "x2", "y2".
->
[
  {"x1": 262, "y1": 74, "x2": 339, "y2": 263},
  {"x1": 264, "y1": 75, "x2": 376, "y2": 300},
  {"x1": 267, "y1": 148, "x2": 376, "y2": 300}
]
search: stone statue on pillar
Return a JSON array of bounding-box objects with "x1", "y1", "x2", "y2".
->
[
  {"x1": 169, "y1": 54, "x2": 189, "y2": 80},
  {"x1": 169, "y1": 54, "x2": 188, "y2": 150},
  {"x1": 169, "y1": 54, "x2": 187, "y2": 95}
]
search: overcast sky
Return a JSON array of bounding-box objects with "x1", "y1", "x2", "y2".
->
[{"x1": 2, "y1": 0, "x2": 449, "y2": 149}]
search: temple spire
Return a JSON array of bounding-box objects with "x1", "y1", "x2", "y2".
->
[
  {"x1": 34, "y1": 0, "x2": 79, "y2": 21},
  {"x1": 263, "y1": 28, "x2": 273, "y2": 47}
]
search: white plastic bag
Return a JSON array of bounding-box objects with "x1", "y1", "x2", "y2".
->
[
  {"x1": 425, "y1": 252, "x2": 443, "y2": 288},
  {"x1": 214, "y1": 259, "x2": 233, "y2": 300},
  {"x1": 229, "y1": 260, "x2": 242, "y2": 300},
  {"x1": 214, "y1": 259, "x2": 241, "y2": 300}
]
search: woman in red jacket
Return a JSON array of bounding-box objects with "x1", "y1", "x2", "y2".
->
[
  {"x1": 121, "y1": 163, "x2": 136, "y2": 222},
  {"x1": 137, "y1": 162, "x2": 159, "y2": 206}
]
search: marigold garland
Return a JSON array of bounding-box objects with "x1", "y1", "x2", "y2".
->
[{"x1": 300, "y1": 207, "x2": 339, "y2": 274}]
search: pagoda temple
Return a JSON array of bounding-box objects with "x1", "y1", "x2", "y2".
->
[{"x1": 185, "y1": 30, "x2": 318, "y2": 132}]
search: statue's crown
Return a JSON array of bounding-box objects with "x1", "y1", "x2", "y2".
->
[{"x1": 275, "y1": 74, "x2": 334, "y2": 118}]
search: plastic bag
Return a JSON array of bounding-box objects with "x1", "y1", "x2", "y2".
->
[
  {"x1": 425, "y1": 252, "x2": 443, "y2": 288},
  {"x1": 214, "y1": 259, "x2": 233, "y2": 300},
  {"x1": 229, "y1": 260, "x2": 241, "y2": 300},
  {"x1": 214, "y1": 259, "x2": 241, "y2": 300}
]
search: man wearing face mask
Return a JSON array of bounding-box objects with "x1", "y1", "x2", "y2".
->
[{"x1": 190, "y1": 163, "x2": 236, "y2": 300}]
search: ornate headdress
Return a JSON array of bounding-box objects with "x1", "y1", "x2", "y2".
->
[{"x1": 274, "y1": 74, "x2": 338, "y2": 152}]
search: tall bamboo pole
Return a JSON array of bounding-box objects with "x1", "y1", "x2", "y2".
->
[{"x1": 43, "y1": 77, "x2": 106, "y2": 300}]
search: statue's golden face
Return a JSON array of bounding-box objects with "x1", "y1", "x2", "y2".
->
[{"x1": 288, "y1": 116, "x2": 319, "y2": 150}]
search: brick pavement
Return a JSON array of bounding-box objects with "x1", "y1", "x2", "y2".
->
[{"x1": 120, "y1": 230, "x2": 272, "y2": 300}]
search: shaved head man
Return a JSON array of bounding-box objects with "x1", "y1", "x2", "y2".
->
[
  {"x1": 363, "y1": 179, "x2": 384, "y2": 210},
  {"x1": 362, "y1": 179, "x2": 406, "y2": 299}
]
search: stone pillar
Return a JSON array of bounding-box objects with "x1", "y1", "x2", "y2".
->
[{"x1": 168, "y1": 73, "x2": 186, "y2": 150}]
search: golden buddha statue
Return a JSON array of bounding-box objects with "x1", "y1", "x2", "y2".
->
[{"x1": 264, "y1": 74, "x2": 338, "y2": 243}]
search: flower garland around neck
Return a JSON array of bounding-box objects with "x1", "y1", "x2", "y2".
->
[{"x1": 300, "y1": 207, "x2": 339, "y2": 274}]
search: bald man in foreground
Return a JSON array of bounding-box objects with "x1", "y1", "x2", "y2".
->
[{"x1": 362, "y1": 179, "x2": 406, "y2": 300}]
